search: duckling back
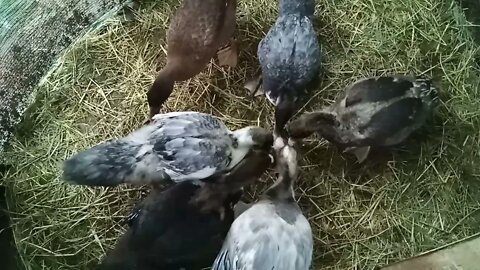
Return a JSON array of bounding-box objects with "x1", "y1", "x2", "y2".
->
[
  {"x1": 332, "y1": 76, "x2": 438, "y2": 147},
  {"x1": 98, "y1": 181, "x2": 238, "y2": 270},
  {"x1": 258, "y1": 13, "x2": 321, "y2": 103}
]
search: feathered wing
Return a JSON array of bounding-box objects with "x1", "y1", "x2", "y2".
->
[
  {"x1": 358, "y1": 98, "x2": 423, "y2": 142},
  {"x1": 332, "y1": 76, "x2": 437, "y2": 147},
  {"x1": 149, "y1": 111, "x2": 230, "y2": 137},
  {"x1": 343, "y1": 76, "x2": 414, "y2": 107},
  {"x1": 149, "y1": 112, "x2": 233, "y2": 181},
  {"x1": 153, "y1": 137, "x2": 231, "y2": 181}
]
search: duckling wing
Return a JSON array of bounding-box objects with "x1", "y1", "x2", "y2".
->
[
  {"x1": 357, "y1": 97, "x2": 425, "y2": 145},
  {"x1": 258, "y1": 14, "x2": 321, "y2": 99},
  {"x1": 143, "y1": 113, "x2": 232, "y2": 182},
  {"x1": 150, "y1": 111, "x2": 229, "y2": 138},
  {"x1": 168, "y1": 0, "x2": 226, "y2": 55},
  {"x1": 336, "y1": 77, "x2": 434, "y2": 146},
  {"x1": 153, "y1": 136, "x2": 231, "y2": 182},
  {"x1": 343, "y1": 76, "x2": 415, "y2": 107}
]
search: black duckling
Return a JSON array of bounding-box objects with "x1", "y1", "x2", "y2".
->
[
  {"x1": 97, "y1": 148, "x2": 273, "y2": 270},
  {"x1": 63, "y1": 112, "x2": 272, "y2": 187},
  {"x1": 245, "y1": 0, "x2": 321, "y2": 134},
  {"x1": 147, "y1": 0, "x2": 238, "y2": 118},
  {"x1": 286, "y1": 75, "x2": 438, "y2": 162},
  {"x1": 212, "y1": 136, "x2": 313, "y2": 270}
]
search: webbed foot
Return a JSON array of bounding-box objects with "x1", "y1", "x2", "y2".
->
[
  {"x1": 244, "y1": 75, "x2": 264, "y2": 98},
  {"x1": 217, "y1": 37, "x2": 238, "y2": 68}
]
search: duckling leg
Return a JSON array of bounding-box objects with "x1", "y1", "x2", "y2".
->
[
  {"x1": 344, "y1": 146, "x2": 371, "y2": 163},
  {"x1": 216, "y1": 0, "x2": 238, "y2": 68},
  {"x1": 244, "y1": 75, "x2": 265, "y2": 97},
  {"x1": 217, "y1": 38, "x2": 238, "y2": 68}
]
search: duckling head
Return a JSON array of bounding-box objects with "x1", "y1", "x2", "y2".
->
[
  {"x1": 286, "y1": 111, "x2": 339, "y2": 140},
  {"x1": 147, "y1": 68, "x2": 176, "y2": 118},
  {"x1": 231, "y1": 126, "x2": 273, "y2": 151},
  {"x1": 265, "y1": 137, "x2": 298, "y2": 200}
]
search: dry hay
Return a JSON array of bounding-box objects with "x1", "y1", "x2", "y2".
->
[{"x1": 1, "y1": 0, "x2": 480, "y2": 269}]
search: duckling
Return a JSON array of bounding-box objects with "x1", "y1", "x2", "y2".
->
[
  {"x1": 245, "y1": 0, "x2": 321, "y2": 134},
  {"x1": 286, "y1": 75, "x2": 438, "y2": 163},
  {"x1": 212, "y1": 137, "x2": 313, "y2": 270},
  {"x1": 147, "y1": 0, "x2": 238, "y2": 118},
  {"x1": 97, "y1": 148, "x2": 272, "y2": 270},
  {"x1": 63, "y1": 111, "x2": 273, "y2": 187}
]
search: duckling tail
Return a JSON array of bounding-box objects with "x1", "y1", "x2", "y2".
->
[
  {"x1": 62, "y1": 140, "x2": 164, "y2": 187},
  {"x1": 415, "y1": 77, "x2": 438, "y2": 101}
]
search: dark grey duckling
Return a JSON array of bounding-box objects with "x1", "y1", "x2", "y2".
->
[
  {"x1": 245, "y1": 0, "x2": 321, "y2": 135},
  {"x1": 286, "y1": 75, "x2": 438, "y2": 162}
]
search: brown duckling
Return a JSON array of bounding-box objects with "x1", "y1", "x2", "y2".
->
[{"x1": 147, "y1": 0, "x2": 238, "y2": 118}]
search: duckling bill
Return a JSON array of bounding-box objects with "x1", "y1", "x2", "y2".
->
[
  {"x1": 245, "y1": 0, "x2": 321, "y2": 134},
  {"x1": 63, "y1": 111, "x2": 273, "y2": 187},
  {"x1": 147, "y1": 0, "x2": 238, "y2": 118},
  {"x1": 287, "y1": 75, "x2": 438, "y2": 163}
]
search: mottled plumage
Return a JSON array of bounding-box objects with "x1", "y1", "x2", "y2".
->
[
  {"x1": 147, "y1": 0, "x2": 238, "y2": 117},
  {"x1": 251, "y1": 0, "x2": 320, "y2": 133},
  {"x1": 63, "y1": 112, "x2": 273, "y2": 186},
  {"x1": 287, "y1": 75, "x2": 438, "y2": 162},
  {"x1": 212, "y1": 139, "x2": 313, "y2": 270},
  {"x1": 258, "y1": 15, "x2": 320, "y2": 105}
]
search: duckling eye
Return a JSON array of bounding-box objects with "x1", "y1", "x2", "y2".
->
[
  {"x1": 232, "y1": 138, "x2": 239, "y2": 148},
  {"x1": 226, "y1": 155, "x2": 232, "y2": 166}
]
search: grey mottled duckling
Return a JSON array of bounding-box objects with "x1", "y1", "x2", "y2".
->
[
  {"x1": 212, "y1": 136, "x2": 313, "y2": 270},
  {"x1": 287, "y1": 75, "x2": 438, "y2": 162},
  {"x1": 63, "y1": 111, "x2": 272, "y2": 187}
]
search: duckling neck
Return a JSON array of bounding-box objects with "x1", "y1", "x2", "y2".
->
[
  {"x1": 289, "y1": 111, "x2": 340, "y2": 141},
  {"x1": 278, "y1": 0, "x2": 315, "y2": 17},
  {"x1": 264, "y1": 173, "x2": 295, "y2": 201},
  {"x1": 147, "y1": 66, "x2": 176, "y2": 111}
]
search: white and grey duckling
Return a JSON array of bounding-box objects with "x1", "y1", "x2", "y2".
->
[
  {"x1": 97, "y1": 150, "x2": 273, "y2": 270},
  {"x1": 286, "y1": 75, "x2": 438, "y2": 163},
  {"x1": 245, "y1": 0, "x2": 321, "y2": 134},
  {"x1": 63, "y1": 111, "x2": 273, "y2": 187},
  {"x1": 212, "y1": 137, "x2": 313, "y2": 270}
]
